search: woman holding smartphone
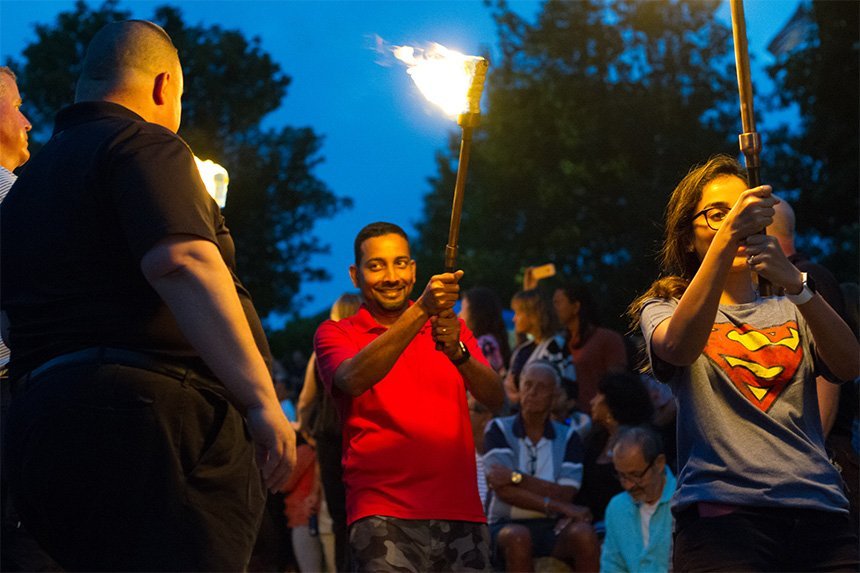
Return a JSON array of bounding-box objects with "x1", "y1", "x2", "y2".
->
[{"x1": 629, "y1": 155, "x2": 858, "y2": 571}]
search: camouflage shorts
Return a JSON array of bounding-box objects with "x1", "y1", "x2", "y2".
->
[{"x1": 349, "y1": 515, "x2": 491, "y2": 572}]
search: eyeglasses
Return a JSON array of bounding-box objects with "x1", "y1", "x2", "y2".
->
[
  {"x1": 692, "y1": 206, "x2": 729, "y2": 231},
  {"x1": 613, "y1": 458, "x2": 655, "y2": 485}
]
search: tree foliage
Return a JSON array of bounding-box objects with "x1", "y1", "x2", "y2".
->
[
  {"x1": 414, "y1": 0, "x2": 738, "y2": 328},
  {"x1": 763, "y1": 0, "x2": 858, "y2": 281},
  {"x1": 8, "y1": 0, "x2": 351, "y2": 317}
]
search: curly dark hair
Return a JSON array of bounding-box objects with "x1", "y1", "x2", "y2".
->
[{"x1": 598, "y1": 372, "x2": 654, "y2": 426}]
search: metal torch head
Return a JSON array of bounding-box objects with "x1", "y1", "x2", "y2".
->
[{"x1": 458, "y1": 58, "x2": 489, "y2": 128}]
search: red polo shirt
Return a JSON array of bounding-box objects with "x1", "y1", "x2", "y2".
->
[{"x1": 314, "y1": 303, "x2": 488, "y2": 525}]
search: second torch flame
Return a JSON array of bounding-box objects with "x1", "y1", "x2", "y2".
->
[
  {"x1": 393, "y1": 42, "x2": 487, "y2": 118},
  {"x1": 194, "y1": 156, "x2": 230, "y2": 208}
]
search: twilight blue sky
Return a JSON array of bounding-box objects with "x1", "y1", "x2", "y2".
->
[{"x1": 0, "y1": 0, "x2": 801, "y2": 320}]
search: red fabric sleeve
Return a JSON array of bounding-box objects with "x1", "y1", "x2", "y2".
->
[{"x1": 313, "y1": 319, "x2": 360, "y2": 394}]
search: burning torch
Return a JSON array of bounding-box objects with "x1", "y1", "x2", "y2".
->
[
  {"x1": 194, "y1": 155, "x2": 230, "y2": 208},
  {"x1": 730, "y1": 0, "x2": 774, "y2": 296},
  {"x1": 394, "y1": 43, "x2": 489, "y2": 272},
  {"x1": 444, "y1": 60, "x2": 489, "y2": 272}
]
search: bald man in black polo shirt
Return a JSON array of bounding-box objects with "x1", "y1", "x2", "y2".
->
[{"x1": 0, "y1": 20, "x2": 295, "y2": 571}]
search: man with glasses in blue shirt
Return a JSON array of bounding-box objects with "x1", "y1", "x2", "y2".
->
[{"x1": 601, "y1": 425, "x2": 675, "y2": 573}]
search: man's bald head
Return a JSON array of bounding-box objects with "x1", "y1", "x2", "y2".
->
[
  {"x1": 767, "y1": 195, "x2": 796, "y2": 256},
  {"x1": 75, "y1": 20, "x2": 183, "y2": 132},
  {"x1": 0, "y1": 67, "x2": 16, "y2": 97},
  {"x1": 76, "y1": 20, "x2": 177, "y2": 96}
]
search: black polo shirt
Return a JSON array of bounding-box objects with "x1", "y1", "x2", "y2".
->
[{"x1": 0, "y1": 101, "x2": 271, "y2": 380}]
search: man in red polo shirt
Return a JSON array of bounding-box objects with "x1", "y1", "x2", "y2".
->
[{"x1": 314, "y1": 221, "x2": 504, "y2": 572}]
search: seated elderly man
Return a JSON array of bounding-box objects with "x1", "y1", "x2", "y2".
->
[
  {"x1": 601, "y1": 425, "x2": 675, "y2": 573},
  {"x1": 484, "y1": 359, "x2": 599, "y2": 572}
]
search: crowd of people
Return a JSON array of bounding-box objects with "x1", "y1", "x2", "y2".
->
[
  {"x1": 259, "y1": 203, "x2": 859, "y2": 572},
  {"x1": 1, "y1": 18, "x2": 858, "y2": 573},
  {"x1": 254, "y1": 202, "x2": 859, "y2": 572},
  {"x1": 250, "y1": 275, "x2": 687, "y2": 572}
]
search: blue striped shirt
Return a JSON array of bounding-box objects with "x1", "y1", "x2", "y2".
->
[{"x1": 483, "y1": 414, "x2": 585, "y2": 523}]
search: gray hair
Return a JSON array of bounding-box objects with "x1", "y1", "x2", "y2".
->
[
  {"x1": 521, "y1": 359, "x2": 561, "y2": 387},
  {"x1": 613, "y1": 425, "x2": 663, "y2": 464}
]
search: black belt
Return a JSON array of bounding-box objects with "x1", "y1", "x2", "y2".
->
[{"x1": 21, "y1": 347, "x2": 195, "y2": 385}]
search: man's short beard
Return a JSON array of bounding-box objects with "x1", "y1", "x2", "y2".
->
[{"x1": 377, "y1": 298, "x2": 409, "y2": 313}]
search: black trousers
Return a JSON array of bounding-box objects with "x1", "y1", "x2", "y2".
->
[
  {"x1": 673, "y1": 504, "x2": 860, "y2": 572},
  {"x1": 5, "y1": 351, "x2": 265, "y2": 572}
]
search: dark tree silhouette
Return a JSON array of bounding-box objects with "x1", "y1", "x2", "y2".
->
[
  {"x1": 7, "y1": 0, "x2": 352, "y2": 317},
  {"x1": 413, "y1": 0, "x2": 738, "y2": 327},
  {"x1": 763, "y1": 0, "x2": 858, "y2": 281}
]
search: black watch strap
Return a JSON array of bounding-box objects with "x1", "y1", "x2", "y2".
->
[{"x1": 450, "y1": 341, "x2": 470, "y2": 366}]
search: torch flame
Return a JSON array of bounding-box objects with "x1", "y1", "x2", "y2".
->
[
  {"x1": 194, "y1": 156, "x2": 230, "y2": 208},
  {"x1": 393, "y1": 42, "x2": 485, "y2": 117}
]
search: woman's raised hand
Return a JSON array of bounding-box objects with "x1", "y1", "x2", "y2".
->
[{"x1": 723, "y1": 185, "x2": 778, "y2": 243}]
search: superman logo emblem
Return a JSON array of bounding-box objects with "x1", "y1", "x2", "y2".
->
[{"x1": 703, "y1": 321, "x2": 802, "y2": 412}]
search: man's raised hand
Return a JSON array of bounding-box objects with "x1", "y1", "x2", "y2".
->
[{"x1": 417, "y1": 270, "x2": 464, "y2": 316}]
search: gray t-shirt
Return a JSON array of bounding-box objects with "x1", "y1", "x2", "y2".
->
[{"x1": 641, "y1": 296, "x2": 848, "y2": 513}]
